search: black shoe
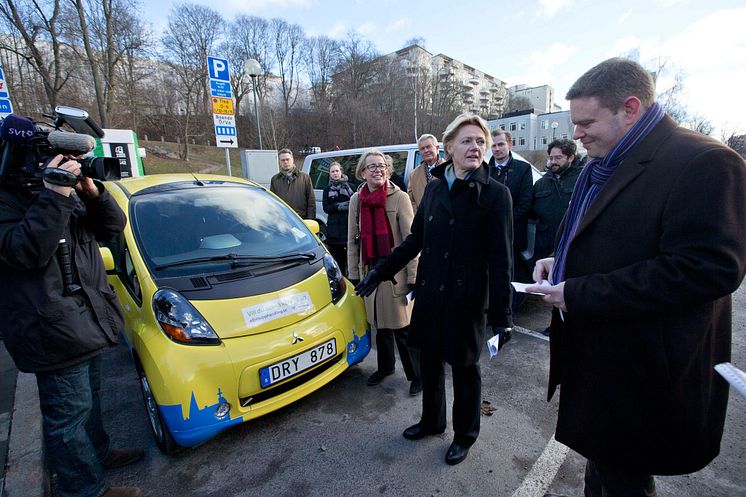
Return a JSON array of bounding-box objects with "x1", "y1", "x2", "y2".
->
[
  {"x1": 445, "y1": 442, "x2": 470, "y2": 465},
  {"x1": 409, "y1": 377, "x2": 422, "y2": 396},
  {"x1": 367, "y1": 369, "x2": 394, "y2": 385},
  {"x1": 101, "y1": 447, "x2": 144, "y2": 469},
  {"x1": 402, "y1": 423, "x2": 445, "y2": 440}
]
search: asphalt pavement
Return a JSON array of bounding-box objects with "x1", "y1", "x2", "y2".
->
[{"x1": 3, "y1": 290, "x2": 746, "y2": 496}]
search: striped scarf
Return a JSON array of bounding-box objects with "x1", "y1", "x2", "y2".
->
[{"x1": 550, "y1": 102, "x2": 664, "y2": 284}]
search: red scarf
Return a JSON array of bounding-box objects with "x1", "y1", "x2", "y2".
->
[{"x1": 359, "y1": 182, "x2": 394, "y2": 266}]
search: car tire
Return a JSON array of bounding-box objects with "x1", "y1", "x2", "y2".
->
[{"x1": 137, "y1": 363, "x2": 179, "y2": 455}]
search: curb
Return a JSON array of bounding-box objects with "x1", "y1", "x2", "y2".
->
[{"x1": 5, "y1": 372, "x2": 47, "y2": 497}]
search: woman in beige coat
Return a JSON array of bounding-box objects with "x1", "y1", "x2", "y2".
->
[{"x1": 347, "y1": 149, "x2": 421, "y2": 395}]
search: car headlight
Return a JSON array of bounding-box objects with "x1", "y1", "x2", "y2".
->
[
  {"x1": 323, "y1": 253, "x2": 346, "y2": 304},
  {"x1": 152, "y1": 288, "x2": 221, "y2": 345}
]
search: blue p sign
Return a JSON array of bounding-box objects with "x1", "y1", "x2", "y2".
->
[{"x1": 208, "y1": 56, "x2": 229, "y2": 82}]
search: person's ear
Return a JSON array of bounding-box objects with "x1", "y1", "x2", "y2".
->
[{"x1": 621, "y1": 96, "x2": 643, "y2": 125}]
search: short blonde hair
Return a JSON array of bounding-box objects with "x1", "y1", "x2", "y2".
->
[
  {"x1": 442, "y1": 113, "x2": 492, "y2": 157},
  {"x1": 355, "y1": 149, "x2": 390, "y2": 180}
]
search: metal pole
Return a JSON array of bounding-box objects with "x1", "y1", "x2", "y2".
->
[
  {"x1": 413, "y1": 73, "x2": 418, "y2": 141},
  {"x1": 225, "y1": 148, "x2": 231, "y2": 176},
  {"x1": 251, "y1": 76, "x2": 263, "y2": 149}
]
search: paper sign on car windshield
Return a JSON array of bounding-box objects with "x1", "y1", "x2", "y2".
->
[{"x1": 242, "y1": 292, "x2": 314, "y2": 328}]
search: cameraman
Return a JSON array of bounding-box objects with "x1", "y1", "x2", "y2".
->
[{"x1": 0, "y1": 154, "x2": 143, "y2": 497}]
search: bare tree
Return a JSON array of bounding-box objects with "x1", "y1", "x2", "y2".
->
[
  {"x1": 0, "y1": 0, "x2": 70, "y2": 111},
  {"x1": 270, "y1": 18, "x2": 303, "y2": 116},
  {"x1": 333, "y1": 31, "x2": 378, "y2": 147},
  {"x1": 64, "y1": 0, "x2": 148, "y2": 127},
  {"x1": 303, "y1": 35, "x2": 340, "y2": 113},
  {"x1": 160, "y1": 3, "x2": 223, "y2": 160}
]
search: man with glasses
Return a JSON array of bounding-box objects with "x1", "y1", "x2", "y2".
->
[{"x1": 530, "y1": 139, "x2": 585, "y2": 266}]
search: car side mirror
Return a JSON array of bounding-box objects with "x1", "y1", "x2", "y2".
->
[
  {"x1": 99, "y1": 246, "x2": 115, "y2": 272},
  {"x1": 304, "y1": 219, "x2": 320, "y2": 234}
]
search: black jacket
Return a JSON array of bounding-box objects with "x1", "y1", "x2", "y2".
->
[
  {"x1": 322, "y1": 179, "x2": 353, "y2": 245},
  {"x1": 375, "y1": 161, "x2": 513, "y2": 367},
  {"x1": 530, "y1": 158, "x2": 584, "y2": 261},
  {"x1": 0, "y1": 183, "x2": 126, "y2": 373},
  {"x1": 488, "y1": 153, "x2": 532, "y2": 246}
]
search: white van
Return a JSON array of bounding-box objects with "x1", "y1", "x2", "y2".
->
[{"x1": 301, "y1": 143, "x2": 541, "y2": 228}]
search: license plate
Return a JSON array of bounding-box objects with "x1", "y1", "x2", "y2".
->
[{"x1": 259, "y1": 339, "x2": 337, "y2": 388}]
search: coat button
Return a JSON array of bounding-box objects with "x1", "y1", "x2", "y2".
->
[
  {"x1": 425, "y1": 247, "x2": 431, "y2": 254},
  {"x1": 420, "y1": 280, "x2": 426, "y2": 286},
  {"x1": 468, "y1": 182, "x2": 475, "y2": 188},
  {"x1": 449, "y1": 219, "x2": 454, "y2": 225},
  {"x1": 428, "y1": 215, "x2": 433, "y2": 221},
  {"x1": 439, "y1": 285, "x2": 445, "y2": 291},
  {"x1": 443, "y1": 252, "x2": 449, "y2": 259}
]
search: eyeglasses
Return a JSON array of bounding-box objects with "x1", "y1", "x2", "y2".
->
[{"x1": 365, "y1": 163, "x2": 386, "y2": 171}]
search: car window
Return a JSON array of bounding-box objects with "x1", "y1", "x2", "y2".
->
[
  {"x1": 412, "y1": 150, "x2": 446, "y2": 168},
  {"x1": 101, "y1": 234, "x2": 142, "y2": 303},
  {"x1": 131, "y1": 185, "x2": 320, "y2": 276}
]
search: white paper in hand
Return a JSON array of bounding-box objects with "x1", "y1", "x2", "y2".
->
[
  {"x1": 511, "y1": 280, "x2": 551, "y2": 295},
  {"x1": 487, "y1": 334, "x2": 501, "y2": 359}
]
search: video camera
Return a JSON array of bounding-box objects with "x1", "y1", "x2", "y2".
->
[{"x1": 0, "y1": 106, "x2": 121, "y2": 188}]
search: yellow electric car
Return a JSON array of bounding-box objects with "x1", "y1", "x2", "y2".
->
[{"x1": 100, "y1": 174, "x2": 370, "y2": 454}]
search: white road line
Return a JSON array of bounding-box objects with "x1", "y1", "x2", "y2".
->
[
  {"x1": 515, "y1": 325, "x2": 550, "y2": 342},
  {"x1": 511, "y1": 434, "x2": 570, "y2": 497}
]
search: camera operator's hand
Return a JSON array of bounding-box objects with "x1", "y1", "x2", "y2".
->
[
  {"x1": 75, "y1": 174, "x2": 99, "y2": 199},
  {"x1": 43, "y1": 154, "x2": 80, "y2": 197}
]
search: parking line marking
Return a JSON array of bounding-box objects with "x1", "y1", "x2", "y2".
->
[
  {"x1": 511, "y1": 434, "x2": 570, "y2": 497},
  {"x1": 515, "y1": 325, "x2": 549, "y2": 342}
]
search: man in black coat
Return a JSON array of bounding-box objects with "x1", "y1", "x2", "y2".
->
[
  {"x1": 528, "y1": 58, "x2": 746, "y2": 496},
  {"x1": 529, "y1": 138, "x2": 584, "y2": 266},
  {"x1": 488, "y1": 130, "x2": 533, "y2": 307},
  {"x1": 0, "y1": 150, "x2": 143, "y2": 497},
  {"x1": 356, "y1": 114, "x2": 513, "y2": 466}
]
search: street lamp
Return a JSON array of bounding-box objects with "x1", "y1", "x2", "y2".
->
[
  {"x1": 244, "y1": 58, "x2": 263, "y2": 150},
  {"x1": 551, "y1": 121, "x2": 559, "y2": 140}
]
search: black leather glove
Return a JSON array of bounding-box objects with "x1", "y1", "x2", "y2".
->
[
  {"x1": 348, "y1": 279, "x2": 360, "y2": 286},
  {"x1": 337, "y1": 201, "x2": 349, "y2": 212},
  {"x1": 491, "y1": 326, "x2": 513, "y2": 351},
  {"x1": 355, "y1": 269, "x2": 381, "y2": 297}
]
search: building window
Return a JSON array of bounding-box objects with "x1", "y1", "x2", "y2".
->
[
  {"x1": 511, "y1": 138, "x2": 516, "y2": 146},
  {"x1": 542, "y1": 136, "x2": 548, "y2": 145},
  {"x1": 541, "y1": 120, "x2": 548, "y2": 129},
  {"x1": 561, "y1": 133, "x2": 568, "y2": 139},
  {"x1": 520, "y1": 122, "x2": 526, "y2": 130},
  {"x1": 519, "y1": 137, "x2": 526, "y2": 145},
  {"x1": 499, "y1": 124, "x2": 506, "y2": 130},
  {"x1": 510, "y1": 122, "x2": 517, "y2": 131}
]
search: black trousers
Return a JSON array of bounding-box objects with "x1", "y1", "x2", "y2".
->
[
  {"x1": 375, "y1": 327, "x2": 420, "y2": 381},
  {"x1": 326, "y1": 243, "x2": 347, "y2": 277},
  {"x1": 419, "y1": 350, "x2": 481, "y2": 447},
  {"x1": 584, "y1": 460, "x2": 657, "y2": 497}
]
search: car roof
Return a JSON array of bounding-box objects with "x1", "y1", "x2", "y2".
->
[
  {"x1": 108, "y1": 173, "x2": 259, "y2": 196},
  {"x1": 303, "y1": 143, "x2": 428, "y2": 160}
]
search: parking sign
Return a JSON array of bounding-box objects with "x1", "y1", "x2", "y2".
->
[{"x1": 207, "y1": 56, "x2": 230, "y2": 82}]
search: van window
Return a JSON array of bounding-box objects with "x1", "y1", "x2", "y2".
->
[
  {"x1": 412, "y1": 150, "x2": 447, "y2": 169},
  {"x1": 309, "y1": 151, "x2": 409, "y2": 190}
]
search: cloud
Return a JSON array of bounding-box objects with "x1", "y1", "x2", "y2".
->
[
  {"x1": 652, "y1": 0, "x2": 686, "y2": 7},
  {"x1": 384, "y1": 18, "x2": 408, "y2": 33},
  {"x1": 538, "y1": 0, "x2": 573, "y2": 18},
  {"x1": 618, "y1": 10, "x2": 632, "y2": 23},
  {"x1": 357, "y1": 21, "x2": 377, "y2": 37}
]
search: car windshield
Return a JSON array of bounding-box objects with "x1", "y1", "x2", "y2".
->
[{"x1": 131, "y1": 185, "x2": 319, "y2": 275}]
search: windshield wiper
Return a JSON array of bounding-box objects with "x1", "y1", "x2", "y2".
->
[{"x1": 153, "y1": 252, "x2": 315, "y2": 270}]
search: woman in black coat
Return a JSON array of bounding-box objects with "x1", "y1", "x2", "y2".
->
[
  {"x1": 356, "y1": 113, "x2": 514, "y2": 466},
  {"x1": 322, "y1": 161, "x2": 353, "y2": 276}
]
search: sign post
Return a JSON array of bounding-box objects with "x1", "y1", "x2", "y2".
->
[
  {"x1": 0, "y1": 65, "x2": 14, "y2": 119},
  {"x1": 207, "y1": 56, "x2": 238, "y2": 176}
]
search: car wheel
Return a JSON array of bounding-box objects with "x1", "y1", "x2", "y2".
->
[
  {"x1": 317, "y1": 220, "x2": 327, "y2": 243},
  {"x1": 137, "y1": 365, "x2": 179, "y2": 455}
]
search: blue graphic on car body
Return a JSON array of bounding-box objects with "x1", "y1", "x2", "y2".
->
[{"x1": 159, "y1": 389, "x2": 242, "y2": 447}]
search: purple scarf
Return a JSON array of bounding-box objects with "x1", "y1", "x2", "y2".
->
[{"x1": 550, "y1": 102, "x2": 665, "y2": 284}]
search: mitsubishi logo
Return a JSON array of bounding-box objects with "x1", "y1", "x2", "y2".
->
[{"x1": 292, "y1": 332, "x2": 304, "y2": 345}]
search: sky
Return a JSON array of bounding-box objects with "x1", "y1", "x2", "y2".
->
[{"x1": 142, "y1": 0, "x2": 746, "y2": 138}]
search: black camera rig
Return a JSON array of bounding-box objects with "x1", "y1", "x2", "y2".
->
[{"x1": 0, "y1": 106, "x2": 121, "y2": 189}]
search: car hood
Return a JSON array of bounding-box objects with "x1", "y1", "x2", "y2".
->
[{"x1": 189, "y1": 267, "x2": 333, "y2": 339}]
